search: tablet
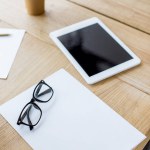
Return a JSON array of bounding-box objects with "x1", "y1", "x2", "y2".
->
[{"x1": 50, "y1": 17, "x2": 141, "y2": 84}]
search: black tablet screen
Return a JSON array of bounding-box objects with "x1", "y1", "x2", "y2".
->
[{"x1": 58, "y1": 23, "x2": 133, "y2": 76}]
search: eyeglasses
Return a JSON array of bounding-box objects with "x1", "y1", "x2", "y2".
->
[
  {"x1": 143, "y1": 140, "x2": 150, "y2": 150},
  {"x1": 17, "y1": 80, "x2": 54, "y2": 130}
]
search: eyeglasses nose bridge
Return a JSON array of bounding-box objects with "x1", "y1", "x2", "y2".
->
[{"x1": 31, "y1": 98, "x2": 35, "y2": 103}]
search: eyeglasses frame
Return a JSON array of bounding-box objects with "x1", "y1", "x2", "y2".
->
[{"x1": 17, "y1": 80, "x2": 54, "y2": 130}]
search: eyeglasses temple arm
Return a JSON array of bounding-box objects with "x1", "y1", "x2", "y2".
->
[
  {"x1": 37, "y1": 88, "x2": 52, "y2": 97},
  {"x1": 20, "y1": 105, "x2": 32, "y2": 121},
  {"x1": 20, "y1": 105, "x2": 33, "y2": 130},
  {"x1": 26, "y1": 105, "x2": 33, "y2": 130},
  {"x1": 35, "y1": 84, "x2": 42, "y2": 97}
]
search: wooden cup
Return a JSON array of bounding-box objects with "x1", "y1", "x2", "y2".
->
[{"x1": 25, "y1": 0, "x2": 45, "y2": 16}]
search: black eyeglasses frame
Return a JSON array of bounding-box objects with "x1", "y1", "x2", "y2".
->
[{"x1": 17, "y1": 80, "x2": 54, "y2": 130}]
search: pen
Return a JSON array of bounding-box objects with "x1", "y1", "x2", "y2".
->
[{"x1": 0, "y1": 34, "x2": 10, "y2": 36}]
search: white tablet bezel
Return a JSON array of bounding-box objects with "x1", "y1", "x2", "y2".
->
[{"x1": 50, "y1": 17, "x2": 141, "y2": 84}]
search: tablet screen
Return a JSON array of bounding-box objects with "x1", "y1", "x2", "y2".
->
[{"x1": 58, "y1": 23, "x2": 133, "y2": 77}]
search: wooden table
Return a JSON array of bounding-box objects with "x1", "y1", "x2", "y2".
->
[{"x1": 0, "y1": 0, "x2": 150, "y2": 149}]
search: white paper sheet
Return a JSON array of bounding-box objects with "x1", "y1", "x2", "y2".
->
[
  {"x1": 0, "y1": 28, "x2": 25, "y2": 78},
  {"x1": 0, "y1": 69, "x2": 146, "y2": 150}
]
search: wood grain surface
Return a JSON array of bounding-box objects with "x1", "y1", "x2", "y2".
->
[
  {"x1": 69, "y1": 0, "x2": 150, "y2": 34},
  {"x1": 0, "y1": 0, "x2": 150, "y2": 149}
]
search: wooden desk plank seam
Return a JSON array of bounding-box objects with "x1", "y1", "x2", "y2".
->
[{"x1": 68, "y1": 0, "x2": 150, "y2": 36}]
